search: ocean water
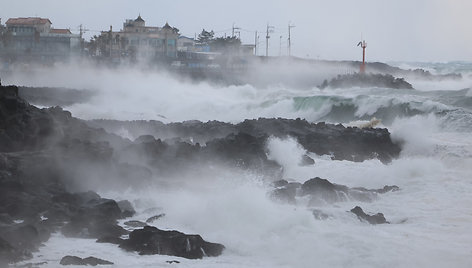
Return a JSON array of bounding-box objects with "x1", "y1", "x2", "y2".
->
[{"x1": 9, "y1": 62, "x2": 472, "y2": 267}]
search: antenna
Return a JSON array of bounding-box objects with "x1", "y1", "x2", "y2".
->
[{"x1": 266, "y1": 23, "x2": 274, "y2": 57}]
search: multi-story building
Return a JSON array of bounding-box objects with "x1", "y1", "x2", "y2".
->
[
  {"x1": 97, "y1": 15, "x2": 179, "y2": 63},
  {"x1": 0, "y1": 17, "x2": 81, "y2": 63}
]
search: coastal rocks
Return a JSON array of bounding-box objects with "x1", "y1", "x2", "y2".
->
[
  {"x1": 0, "y1": 236, "x2": 29, "y2": 264},
  {"x1": 300, "y1": 154, "x2": 315, "y2": 166},
  {"x1": 61, "y1": 198, "x2": 128, "y2": 239},
  {"x1": 270, "y1": 177, "x2": 399, "y2": 206},
  {"x1": 117, "y1": 200, "x2": 136, "y2": 218},
  {"x1": 18, "y1": 86, "x2": 94, "y2": 107},
  {"x1": 60, "y1": 255, "x2": 113, "y2": 266},
  {"x1": 124, "y1": 220, "x2": 148, "y2": 228},
  {"x1": 318, "y1": 73, "x2": 414, "y2": 90},
  {"x1": 146, "y1": 214, "x2": 166, "y2": 224},
  {"x1": 350, "y1": 206, "x2": 389, "y2": 224},
  {"x1": 93, "y1": 117, "x2": 401, "y2": 165},
  {"x1": 0, "y1": 85, "x2": 57, "y2": 152},
  {"x1": 237, "y1": 118, "x2": 400, "y2": 163},
  {"x1": 119, "y1": 226, "x2": 225, "y2": 259}
]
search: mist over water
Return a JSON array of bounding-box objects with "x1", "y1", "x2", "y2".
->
[{"x1": 8, "y1": 62, "x2": 472, "y2": 267}]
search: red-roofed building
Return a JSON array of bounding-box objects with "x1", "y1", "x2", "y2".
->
[
  {"x1": 1, "y1": 17, "x2": 81, "y2": 63},
  {"x1": 6, "y1": 17, "x2": 52, "y2": 34},
  {"x1": 50, "y1": 29, "x2": 72, "y2": 35}
]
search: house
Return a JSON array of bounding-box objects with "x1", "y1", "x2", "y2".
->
[
  {"x1": 96, "y1": 15, "x2": 179, "y2": 62},
  {"x1": 0, "y1": 17, "x2": 81, "y2": 63},
  {"x1": 177, "y1": 36, "x2": 195, "y2": 52}
]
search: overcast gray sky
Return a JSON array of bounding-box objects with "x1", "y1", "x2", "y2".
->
[{"x1": 1, "y1": 0, "x2": 471, "y2": 62}]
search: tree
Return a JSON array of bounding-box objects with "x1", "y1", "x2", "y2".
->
[
  {"x1": 211, "y1": 36, "x2": 241, "y2": 52},
  {"x1": 197, "y1": 29, "x2": 214, "y2": 45}
]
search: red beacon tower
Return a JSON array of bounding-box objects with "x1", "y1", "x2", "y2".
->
[{"x1": 357, "y1": 40, "x2": 367, "y2": 73}]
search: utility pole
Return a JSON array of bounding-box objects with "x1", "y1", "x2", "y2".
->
[
  {"x1": 232, "y1": 23, "x2": 240, "y2": 38},
  {"x1": 78, "y1": 24, "x2": 89, "y2": 54},
  {"x1": 288, "y1": 22, "x2": 295, "y2": 57},
  {"x1": 266, "y1": 23, "x2": 274, "y2": 57},
  {"x1": 254, "y1": 31, "x2": 257, "y2": 56},
  {"x1": 279, "y1": 35, "x2": 282, "y2": 56}
]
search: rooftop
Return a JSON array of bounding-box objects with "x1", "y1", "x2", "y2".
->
[
  {"x1": 50, "y1": 28, "x2": 72, "y2": 34},
  {"x1": 135, "y1": 15, "x2": 144, "y2": 22},
  {"x1": 6, "y1": 17, "x2": 52, "y2": 26}
]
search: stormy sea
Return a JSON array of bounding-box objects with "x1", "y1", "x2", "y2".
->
[{"x1": 1, "y1": 60, "x2": 472, "y2": 267}]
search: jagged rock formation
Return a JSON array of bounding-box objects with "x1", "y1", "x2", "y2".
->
[
  {"x1": 90, "y1": 117, "x2": 401, "y2": 165},
  {"x1": 18, "y1": 86, "x2": 94, "y2": 107},
  {"x1": 0, "y1": 83, "x2": 402, "y2": 264},
  {"x1": 0, "y1": 84, "x2": 225, "y2": 264},
  {"x1": 120, "y1": 226, "x2": 225, "y2": 259},
  {"x1": 270, "y1": 177, "x2": 399, "y2": 206},
  {"x1": 350, "y1": 206, "x2": 389, "y2": 224},
  {"x1": 60, "y1": 255, "x2": 113, "y2": 266},
  {"x1": 318, "y1": 73, "x2": 414, "y2": 90}
]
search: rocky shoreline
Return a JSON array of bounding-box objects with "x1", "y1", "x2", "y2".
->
[{"x1": 0, "y1": 83, "x2": 402, "y2": 265}]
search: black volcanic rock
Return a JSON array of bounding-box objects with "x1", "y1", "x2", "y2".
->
[
  {"x1": 270, "y1": 177, "x2": 398, "y2": 206},
  {"x1": 124, "y1": 220, "x2": 148, "y2": 228},
  {"x1": 18, "y1": 86, "x2": 94, "y2": 107},
  {"x1": 60, "y1": 255, "x2": 113, "y2": 266},
  {"x1": 120, "y1": 226, "x2": 225, "y2": 259},
  {"x1": 319, "y1": 73, "x2": 414, "y2": 90},
  {"x1": 92, "y1": 117, "x2": 401, "y2": 164},
  {"x1": 350, "y1": 206, "x2": 389, "y2": 224},
  {"x1": 0, "y1": 82, "x2": 402, "y2": 265},
  {"x1": 61, "y1": 198, "x2": 128, "y2": 239},
  {"x1": 146, "y1": 214, "x2": 166, "y2": 224},
  {"x1": 300, "y1": 154, "x2": 315, "y2": 166},
  {"x1": 117, "y1": 200, "x2": 136, "y2": 218}
]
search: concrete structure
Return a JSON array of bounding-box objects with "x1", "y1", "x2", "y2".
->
[
  {"x1": 97, "y1": 15, "x2": 179, "y2": 63},
  {"x1": 0, "y1": 17, "x2": 81, "y2": 63},
  {"x1": 177, "y1": 36, "x2": 195, "y2": 52}
]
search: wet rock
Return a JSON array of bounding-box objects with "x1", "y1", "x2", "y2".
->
[
  {"x1": 82, "y1": 257, "x2": 114, "y2": 266},
  {"x1": 376, "y1": 185, "x2": 400, "y2": 194},
  {"x1": 135, "y1": 135, "x2": 156, "y2": 143},
  {"x1": 271, "y1": 179, "x2": 288, "y2": 188},
  {"x1": 270, "y1": 177, "x2": 398, "y2": 206},
  {"x1": 299, "y1": 154, "x2": 315, "y2": 166},
  {"x1": 18, "y1": 86, "x2": 94, "y2": 107},
  {"x1": 60, "y1": 256, "x2": 85, "y2": 266},
  {"x1": 120, "y1": 226, "x2": 225, "y2": 259},
  {"x1": 96, "y1": 236, "x2": 124, "y2": 245},
  {"x1": 117, "y1": 200, "x2": 136, "y2": 218},
  {"x1": 61, "y1": 198, "x2": 128, "y2": 239},
  {"x1": 319, "y1": 73, "x2": 414, "y2": 90},
  {"x1": 0, "y1": 224, "x2": 42, "y2": 251},
  {"x1": 60, "y1": 255, "x2": 113, "y2": 266},
  {"x1": 124, "y1": 220, "x2": 147, "y2": 228},
  {"x1": 146, "y1": 214, "x2": 166, "y2": 224},
  {"x1": 350, "y1": 206, "x2": 389, "y2": 224},
  {"x1": 0, "y1": 236, "x2": 30, "y2": 264},
  {"x1": 301, "y1": 177, "x2": 349, "y2": 205},
  {"x1": 270, "y1": 182, "x2": 301, "y2": 204},
  {"x1": 62, "y1": 218, "x2": 128, "y2": 239}
]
